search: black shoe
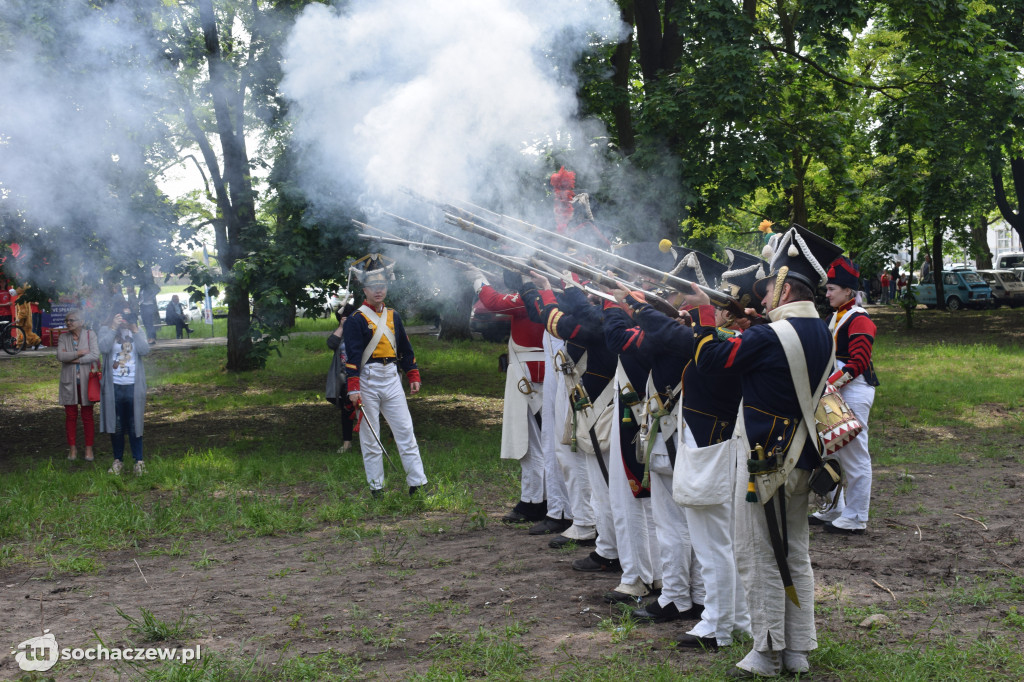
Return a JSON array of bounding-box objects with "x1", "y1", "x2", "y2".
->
[
  {"x1": 676, "y1": 634, "x2": 719, "y2": 651},
  {"x1": 503, "y1": 500, "x2": 547, "y2": 524},
  {"x1": 549, "y1": 535, "x2": 596, "y2": 549},
  {"x1": 572, "y1": 551, "x2": 621, "y2": 573},
  {"x1": 408, "y1": 486, "x2": 419, "y2": 496},
  {"x1": 807, "y1": 514, "x2": 827, "y2": 526},
  {"x1": 677, "y1": 603, "x2": 705, "y2": 620},
  {"x1": 824, "y1": 521, "x2": 865, "y2": 535},
  {"x1": 528, "y1": 516, "x2": 572, "y2": 535},
  {"x1": 370, "y1": 488, "x2": 383, "y2": 498},
  {"x1": 632, "y1": 600, "x2": 682, "y2": 623}
]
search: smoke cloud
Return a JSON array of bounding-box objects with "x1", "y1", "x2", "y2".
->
[
  {"x1": 280, "y1": 0, "x2": 627, "y2": 224},
  {"x1": 0, "y1": 0, "x2": 175, "y2": 288}
]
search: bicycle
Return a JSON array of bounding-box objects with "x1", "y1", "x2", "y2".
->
[{"x1": 0, "y1": 320, "x2": 28, "y2": 355}]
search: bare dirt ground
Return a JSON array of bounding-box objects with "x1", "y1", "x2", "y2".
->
[{"x1": 2, "y1": 308, "x2": 1023, "y2": 680}]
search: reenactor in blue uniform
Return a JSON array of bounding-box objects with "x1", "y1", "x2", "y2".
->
[
  {"x1": 673, "y1": 248, "x2": 765, "y2": 651},
  {"x1": 343, "y1": 257, "x2": 427, "y2": 497},
  {"x1": 682, "y1": 225, "x2": 842, "y2": 678},
  {"x1": 519, "y1": 273, "x2": 619, "y2": 560}
]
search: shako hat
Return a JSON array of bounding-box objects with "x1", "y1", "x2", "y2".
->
[
  {"x1": 826, "y1": 256, "x2": 860, "y2": 290},
  {"x1": 721, "y1": 248, "x2": 768, "y2": 310},
  {"x1": 349, "y1": 253, "x2": 395, "y2": 289},
  {"x1": 753, "y1": 225, "x2": 843, "y2": 300}
]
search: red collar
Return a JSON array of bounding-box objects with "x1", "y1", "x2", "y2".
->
[{"x1": 838, "y1": 298, "x2": 856, "y2": 312}]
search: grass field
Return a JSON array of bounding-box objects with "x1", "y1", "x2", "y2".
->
[{"x1": 1, "y1": 306, "x2": 1023, "y2": 680}]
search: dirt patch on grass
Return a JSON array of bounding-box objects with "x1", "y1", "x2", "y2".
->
[{"x1": 2, "y1": 456, "x2": 1023, "y2": 680}]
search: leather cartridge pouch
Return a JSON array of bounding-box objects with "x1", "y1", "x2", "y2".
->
[{"x1": 809, "y1": 456, "x2": 843, "y2": 497}]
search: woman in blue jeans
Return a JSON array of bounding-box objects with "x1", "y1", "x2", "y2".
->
[{"x1": 98, "y1": 312, "x2": 151, "y2": 475}]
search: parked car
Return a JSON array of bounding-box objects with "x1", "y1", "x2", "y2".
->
[
  {"x1": 156, "y1": 293, "x2": 202, "y2": 322},
  {"x1": 470, "y1": 299, "x2": 511, "y2": 343},
  {"x1": 977, "y1": 269, "x2": 1024, "y2": 307},
  {"x1": 912, "y1": 270, "x2": 993, "y2": 310},
  {"x1": 994, "y1": 252, "x2": 1024, "y2": 270}
]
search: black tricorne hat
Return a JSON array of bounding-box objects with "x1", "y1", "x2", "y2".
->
[{"x1": 753, "y1": 225, "x2": 843, "y2": 300}]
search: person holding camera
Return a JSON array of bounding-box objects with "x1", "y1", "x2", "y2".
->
[
  {"x1": 165, "y1": 294, "x2": 194, "y2": 339},
  {"x1": 99, "y1": 310, "x2": 151, "y2": 475}
]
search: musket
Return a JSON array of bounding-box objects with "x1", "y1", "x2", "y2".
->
[
  {"x1": 445, "y1": 214, "x2": 683, "y2": 319},
  {"x1": 378, "y1": 213, "x2": 539, "y2": 279},
  {"x1": 355, "y1": 218, "x2": 522, "y2": 280},
  {"x1": 447, "y1": 202, "x2": 748, "y2": 317}
]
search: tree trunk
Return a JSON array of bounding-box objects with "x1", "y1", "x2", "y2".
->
[
  {"x1": 971, "y1": 215, "x2": 993, "y2": 269},
  {"x1": 198, "y1": 0, "x2": 257, "y2": 370},
  {"x1": 789, "y1": 148, "x2": 809, "y2": 227},
  {"x1": 609, "y1": 2, "x2": 635, "y2": 156},
  {"x1": 932, "y1": 217, "x2": 946, "y2": 310},
  {"x1": 992, "y1": 156, "x2": 1024, "y2": 244}
]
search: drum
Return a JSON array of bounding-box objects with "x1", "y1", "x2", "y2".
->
[{"x1": 815, "y1": 385, "x2": 863, "y2": 456}]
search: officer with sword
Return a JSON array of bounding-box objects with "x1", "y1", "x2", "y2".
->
[{"x1": 344, "y1": 254, "x2": 428, "y2": 497}]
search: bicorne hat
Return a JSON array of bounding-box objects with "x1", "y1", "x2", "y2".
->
[
  {"x1": 753, "y1": 225, "x2": 843, "y2": 300},
  {"x1": 721, "y1": 248, "x2": 769, "y2": 311},
  {"x1": 349, "y1": 253, "x2": 395, "y2": 288},
  {"x1": 665, "y1": 247, "x2": 727, "y2": 290}
]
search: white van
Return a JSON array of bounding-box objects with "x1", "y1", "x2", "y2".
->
[{"x1": 994, "y1": 252, "x2": 1024, "y2": 272}]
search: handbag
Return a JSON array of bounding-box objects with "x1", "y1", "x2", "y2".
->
[{"x1": 87, "y1": 362, "x2": 102, "y2": 403}]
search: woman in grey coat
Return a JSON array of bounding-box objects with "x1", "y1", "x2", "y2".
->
[
  {"x1": 98, "y1": 312, "x2": 150, "y2": 475},
  {"x1": 57, "y1": 310, "x2": 100, "y2": 461}
]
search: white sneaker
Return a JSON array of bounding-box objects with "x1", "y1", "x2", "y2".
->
[
  {"x1": 108, "y1": 460, "x2": 123, "y2": 475},
  {"x1": 133, "y1": 460, "x2": 146, "y2": 475},
  {"x1": 782, "y1": 649, "x2": 810, "y2": 674}
]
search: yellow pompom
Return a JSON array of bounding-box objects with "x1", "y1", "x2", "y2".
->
[
  {"x1": 658, "y1": 239, "x2": 673, "y2": 253},
  {"x1": 758, "y1": 220, "x2": 774, "y2": 233}
]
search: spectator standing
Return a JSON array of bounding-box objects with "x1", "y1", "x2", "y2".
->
[
  {"x1": 99, "y1": 312, "x2": 150, "y2": 475},
  {"x1": 165, "y1": 294, "x2": 194, "y2": 339},
  {"x1": 57, "y1": 310, "x2": 99, "y2": 461},
  {"x1": 879, "y1": 272, "x2": 891, "y2": 304},
  {"x1": 889, "y1": 264, "x2": 899, "y2": 302},
  {"x1": 138, "y1": 274, "x2": 160, "y2": 344},
  {"x1": 326, "y1": 303, "x2": 358, "y2": 453},
  {"x1": 920, "y1": 253, "x2": 932, "y2": 282}
]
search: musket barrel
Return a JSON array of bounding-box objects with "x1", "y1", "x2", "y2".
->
[
  {"x1": 378, "y1": 213, "x2": 536, "y2": 277},
  {"x1": 446, "y1": 203, "x2": 738, "y2": 309}
]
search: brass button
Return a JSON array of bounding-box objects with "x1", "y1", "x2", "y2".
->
[{"x1": 783, "y1": 419, "x2": 790, "y2": 425}]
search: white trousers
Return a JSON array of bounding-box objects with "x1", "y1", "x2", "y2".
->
[
  {"x1": 608, "y1": 391, "x2": 660, "y2": 586},
  {"x1": 829, "y1": 376, "x2": 875, "y2": 529},
  {"x1": 734, "y1": 461, "x2": 816, "y2": 653},
  {"x1": 542, "y1": 334, "x2": 570, "y2": 520},
  {"x1": 520, "y1": 412, "x2": 546, "y2": 504},
  {"x1": 357, "y1": 363, "x2": 427, "y2": 490},
  {"x1": 585, "y1": 431, "x2": 618, "y2": 559},
  {"x1": 649, "y1": 442, "x2": 703, "y2": 610},
  {"x1": 681, "y1": 427, "x2": 750, "y2": 645},
  {"x1": 552, "y1": 358, "x2": 595, "y2": 538}
]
